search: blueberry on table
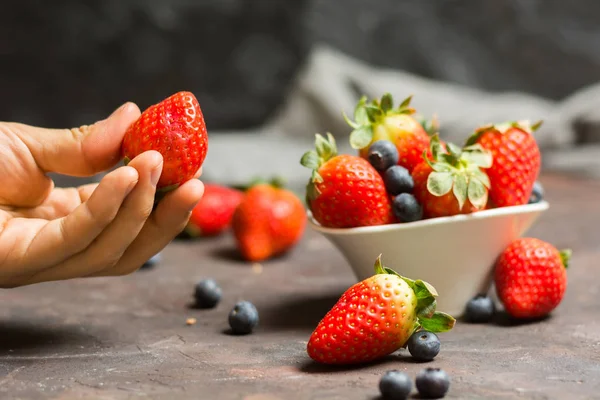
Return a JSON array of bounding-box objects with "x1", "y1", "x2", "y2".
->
[
  {"x1": 393, "y1": 193, "x2": 423, "y2": 222},
  {"x1": 228, "y1": 301, "x2": 259, "y2": 334},
  {"x1": 528, "y1": 181, "x2": 544, "y2": 204},
  {"x1": 464, "y1": 295, "x2": 495, "y2": 323},
  {"x1": 379, "y1": 370, "x2": 412, "y2": 400},
  {"x1": 367, "y1": 140, "x2": 399, "y2": 172},
  {"x1": 140, "y1": 252, "x2": 162, "y2": 269},
  {"x1": 407, "y1": 330, "x2": 441, "y2": 362},
  {"x1": 415, "y1": 368, "x2": 450, "y2": 399},
  {"x1": 384, "y1": 165, "x2": 414, "y2": 196},
  {"x1": 194, "y1": 279, "x2": 222, "y2": 309}
]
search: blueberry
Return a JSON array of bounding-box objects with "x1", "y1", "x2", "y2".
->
[
  {"x1": 528, "y1": 181, "x2": 544, "y2": 204},
  {"x1": 228, "y1": 301, "x2": 259, "y2": 334},
  {"x1": 194, "y1": 279, "x2": 222, "y2": 309},
  {"x1": 141, "y1": 252, "x2": 162, "y2": 269},
  {"x1": 415, "y1": 368, "x2": 450, "y2": 399},
  {"x1": 393, "y1": 193, "x2": 423, "y2": 222},
  {"x1": 407, "y1": 330, "x2": 440, "y2": 362},
  {"x1": 379, "y1": 370, "x2": 412, "y2": 400},
  {"x1": 464, "y1": 295, "x2": 496, "y2": 323},
  {"x1": 367, "y1": 140, "x2": 399, "y2": 172},
  {"x1": 384, "y1": 165, "x2": 414, "y2": 196}
]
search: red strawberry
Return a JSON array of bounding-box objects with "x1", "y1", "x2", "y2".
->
[
  {"x1": 465, "y1": 121, "x2": 542, "y2": 207},
  {"x1": 300, "y1": 133, "x2": 394, "y2": 228},
  {"x1": 231, "y1": 181, "x2": 306, "y2": 262},
  {"x1": 344, "y1": 93, "x2": 432, "y2": 173},
  {"x1": 412, "y1": 134, "x2": 492, "y2": 218},
  {"x1": 122, "y1": 91, "x2": 208, "y2": 191},
  {"x1": 185, "y1": 183, "x2": 244, "y2": 237},
  {"x1": 494, "y1": 238, "x2": 570, "y2": 319},
  {"x1": 306, "y1": 255, "x2": 455, "y2": 365}
]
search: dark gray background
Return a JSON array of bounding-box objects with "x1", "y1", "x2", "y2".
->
[{"x1": 1, "y1": 0, "x2": 599, "y2": 131}]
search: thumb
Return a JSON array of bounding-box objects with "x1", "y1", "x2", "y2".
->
[{"x1": 10, "y1": 102, "x2": 141, "y2": 177}]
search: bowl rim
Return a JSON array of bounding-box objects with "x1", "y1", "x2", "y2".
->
[{"x1": 307, "y1": 201, "x2": 549, "y2": 235}]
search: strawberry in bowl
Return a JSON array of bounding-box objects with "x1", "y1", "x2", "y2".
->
[{"x1": 300, "y1": 95, "x2": 550, "y2": 317}]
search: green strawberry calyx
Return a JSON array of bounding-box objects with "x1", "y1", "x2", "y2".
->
[
  {"x1": 559, "y1": 249, "x2": 572, "y2": 269},
  {"x1": 424, "y1": 134, "x2": 493, "y2": 210},
  {"x1": 415, "y1": 113, "x2": 440, "y2": 137},
  {"x1": 299, "y1": 132, "x2": 339, "y2": 202},
  {"x1": 465, "y1": 120, "x2": 543, "y2": 146},
  {"x1": 373, "y1": 254, "x2": 456, "y2": 333},
  {"x1": 343, "y1": 93, "x2": 416, "y2": 150}
]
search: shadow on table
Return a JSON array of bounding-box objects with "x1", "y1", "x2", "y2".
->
[
  {"x1": 457, "y1": 310, "x2": 552, "y2": 327},
  {"x1": 259, "y1": 292, "x2": 344, "y2": 331},
  {"x1": 298, "y1": 350, "x2": 433, "y2": 374},
  {"x1": 0, "y1": 320, "x2": 100, "y2": 356}
]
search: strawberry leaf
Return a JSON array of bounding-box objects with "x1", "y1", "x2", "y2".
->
[
  {"x1": 349, "y1": 126, "x2": 374, "y2": 150},
  {"x1": 452, "y1": 174, "x2": 468, "y2": 210},
  {"x1": 365, "y1": 105, "x2": 383, "y2": 121},
  {"x1": 399, "y1": 95, "x2": 413, "y2": 109},
  {"x1": 300, "y1": 150, "x2": 320, "y2": 170},
  {"x1": 342, "y1": 111, "x2": 359, "y2": 129},
  {"x1": 446, "y1": 142, "x2": 462, "y2": 160},
  {"x1": 531, "y1": 120, "x2": 543, "y2": 132},
  {"x1": 427, "y1": 171, "x2": 453, "y2": 197},
  {"x1": 380, "y1": 93, "x2": 393, "y2": 113},
  {"x1": 471, "y1": 168, "x2": 491, "y2": 188},
  {"x1": 467, "y1": 177, "x2": 488, "y2": 209},
  {"x1": 418, "y1": 311, "x2": 456, "y2": 333},
  {"x1": 559, "y1": 249, "x2": 572, "y2": 269},
  {"x1": 462, "y1": 147, "x2": 493, "y2": 169},
  {"x1": 373, "y1": 254, "x2": 386, "y2": 274}
]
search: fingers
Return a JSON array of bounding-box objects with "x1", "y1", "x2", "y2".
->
[
  {"x1": 92, "y1": 178, "x2": 204, "y2": 277},
  {"x1": 3, "y1": 166, "x2": 139, "y2": 277},
  {"x1": 7, "y1": 102, "x2": 141, "y2": 177},
  {"x1": 10, "y1": 186, "x2": 96, "y2": 220},
  {"x1": 24, "y1": 151, "x2": 162, "y2": 284}
]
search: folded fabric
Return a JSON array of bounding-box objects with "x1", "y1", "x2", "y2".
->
[{"x1": 203, "y1": 45, "x2": 600, "y2": 189}]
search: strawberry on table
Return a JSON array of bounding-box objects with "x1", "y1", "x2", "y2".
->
[
  {"x1": 412, "y1": 134, "x2": 493, "y2": 218},
  {"x1": 300, "y1": 133, "x2": 394, "y2": 228},
  {"x1": 185, "y1": 183, "x2": 244, "y2": 237},
  {"x1": 465, "y1": 120, "x2": 542, "y2": 207},
  {"x1": 121, "y1": 91, "x2": 208, "y2": 192},
  {"x1": 306, "y1": 255, "x2": 455, "y2": 365},
  {"x1": 494, "y1": 237, "x2": 571, "y2": 319},
  {"x1": 343, "y1": 93, "x2": 432, "y2": 173},
  {"x1": 231, "y1": 179, "x2": 306, "y2": 262}
]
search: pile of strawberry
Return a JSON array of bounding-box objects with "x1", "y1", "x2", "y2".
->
[{"x1": 301, "y1": 93, "x2": 543, "y2": 229}]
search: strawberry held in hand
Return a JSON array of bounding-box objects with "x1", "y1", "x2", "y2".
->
[
  {"x1": 232, "y1": 180, "x2": 306, "y2": 262},
  {"x1": 300, "y1": 133, "x2": 394, "y2": 228},
  {"x1": 494, "y1": 238, "x2": 570, "y2": 319},
  {"x1": 465, "y1": 121, "x2": 541, "y2": 207},
  {"x1": 185, "y1": 183, "x2": 244, "y2": 237},
  {"x1": 412, "y1": 134, "x2": 493, "y2": 218},
  {"x1": 344, "y1": 93, "x2": 432, "y2": 173},
  {"x1": 122, "y1": 91, "x2": 208, "y2": 191},
  {"x1": 307, "y1": 255, "x2": 455, "y2": 365}
]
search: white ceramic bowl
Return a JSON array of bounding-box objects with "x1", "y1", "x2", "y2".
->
[{"x1": 308, "y1": 201, "x2": 549, "y2": 318}]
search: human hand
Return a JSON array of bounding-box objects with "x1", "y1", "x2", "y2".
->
[{"x1": 0, "y1": 103, "x2": 204, "y2": 288}]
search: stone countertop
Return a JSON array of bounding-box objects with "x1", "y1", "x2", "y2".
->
[{"x1": 1, "y1": 172, "x2": 599, "y2": 400}]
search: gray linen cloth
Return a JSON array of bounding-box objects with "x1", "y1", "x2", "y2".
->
[{"x1": 202, "y1": 45, "x2": 600, "y2": 192}]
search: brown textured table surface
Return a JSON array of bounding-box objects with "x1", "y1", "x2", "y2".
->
[{"x1": 1, "y1": 172, "x2": 599, "y2": 400}]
